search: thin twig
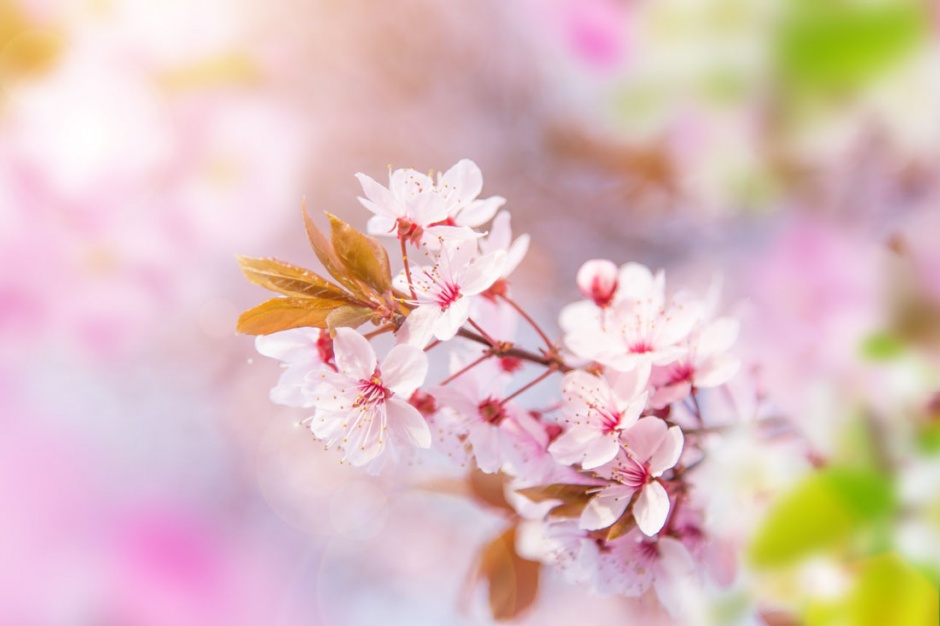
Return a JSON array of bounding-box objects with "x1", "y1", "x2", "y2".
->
[
  {"x1": 440, "y1": 351, "x2": 493, "y2": 386},
  {"x1": 400, "y1": 237, "x2": 417, "y2": 300},
  {"x1": 501, "y1": 367, "x2": 557, "y2": 405},
  {"x1": 499, "y1": 293, "x2": 555, "y2": 350},
  {"x1": 456, "y1": 328, "x2": 573, "y2": 373}
]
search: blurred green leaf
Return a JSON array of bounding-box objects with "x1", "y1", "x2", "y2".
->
[
  {"x1": 860, "y1": 332, "x2": 906, "y2": 361},
  {"x1": 777, "y1": 0, "x2": 928, "y2": 93},
  {"x1": 849, "y1": 554, "x2": 937, "y2": 626},
  {"x1": 750, "y1": 467, "x2": 895, "y2": 568},
  {"x1": 918, "y1": 425, "x2": 940, "y2": 455}
]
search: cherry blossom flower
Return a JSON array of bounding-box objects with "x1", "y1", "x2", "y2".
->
[
  {"x1": 396, "y1": 243, "x2": 506, "y2": 346},
  {"x1": 588, "y1": 529, "x2": 699, "y2": 617},
  {"x1": 580, "y1": 417, "x2": 684, "y2": 536},
  {"x1": 649, "y1": 316, "x2": 741, "y2": 408},
  {"x1": 549, "y1": 363, "x2": 651, "y2": 469},
  {"x1": 255, "y1": 328, "x2": 335, "y2": 407},
  {"x1": 576, "y1": 259, "x2": 619, "y2": 307},
  {"x1": 561, "y1": 263, "x2": 700, "y2": 371},
  {"x1": 478, "y1": 211, "x2": 530, "y2": 279},
  {"x1": 431, "y1": 359, "x2": 531, "y2": 474},
  {"x1": 355, "y1": 159, "x2": 504, "y2": 244},
  {"x1": 304, "y1": 328, "x2": 431, "y2": 469}
]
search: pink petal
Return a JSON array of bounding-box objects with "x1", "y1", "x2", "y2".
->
[
  {"x1": 254, "y1": 328, "x2": 319, "y2": 363},
  {"x1": 386, "y1": 397, "x2": 431, "y2": 448},
  {"x1": 432, "y1": 296, "x2": 470, "y2": 341},
  {"x1": 456, "y1": 196, "x2": 504, "y2": 227},
  {"x1": 333, "y1": 327, "x2": 376, "y2": 379},
  {"x1": 468, "y1": 423, "x2": 502, "y2": 473},
  {"x1": 648, "y1": 426, "x2": 683, "y2": 477},
  {"x1": 440, "y1": 158, "x2": 483, "y2": 204},
  {"x1": 504, "y1": 233, "x2": 530, "y2": 277},
  {"x1": 396, "y1": 306, "x2": 438, "y2": 348},
  {"x1": 579, "y1": 487, "x2": 633, "y2": 531},
  {"x1": 694, "y1": 354, "x2": 741, "y2": 388},
  {"x1": 623, "y1": 416, "x2": 667, "y2": 462},
  {"x1": 634, "y1": 481, "x2": 670, "y2": 536},
  {"x1": 652, "y1": 537, "x2": 698, "y2": 617},
  {"x1": 697, "y1": 317, "x2": 739, "y2": 355},
  {"x1": 460, "y1": 250, "x2": 507, "y2": 295},
  {"x1": 581, "y1": 435, "x2": 621, "y2": 470},
  {"x1": 577, "y1": 259, "x2": 619, "y2": 305},
  {"x1": 355, "y1": 172, "x2": 400, "y2": 218},
  {"x1": 381, "y1": 344, "x2": 429, "y2": 397},
  {"x1": 616, "y1": 263, "x2": 654, "y2": 301}
]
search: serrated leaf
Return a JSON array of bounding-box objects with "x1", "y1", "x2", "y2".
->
[
  {"x1": 326, "y1": 305, "x2": 375, "y2": 332},
  {"x1": 236, "y1": 296, "x2": 348, "y2": 335},
  {"x1": 302, "y1": 208, "x2": 361, "y2": 294},
  {"x1": 327, "y1": 212, "x2": 392, "y2": 295},
  {"x1": 236, "y1": 256, "x2": 357, "y2": 302},
  {"x1": 478, "y1": 526, "x2": 540, "y2": 622}
]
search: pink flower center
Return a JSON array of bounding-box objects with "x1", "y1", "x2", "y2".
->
[
  {"x1": 628, "y1": 340, "x2": 653, "y2": 354},
  {"x1": 478, "y1": 397, "x2": 507, "y2": 425},
  {"x1": 614, "y1": 458, "x2": 650, "y2": 489},
  {"x1": 636, "y1": 539, "x2": 660, "y2": 565},
  {"x1": 355, "y1": 370, "x2": 391, "y2": 407},
  {"x1": 596, "y1": 407, "x2": 622, "y2": 434},
  {"x1": 435, "y1": 281, "x2": 462, "y2": 311},
  {"x1": 590, "y1": 277, "x2": 617, "y2": 307}
]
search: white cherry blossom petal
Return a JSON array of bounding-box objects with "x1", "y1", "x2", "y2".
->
[
  {"x1": 648, "y1": 426, "x2": 684, "y2": 477},
  {"x1": 396, "y1": 306, "x2": 438, "y2": 348},
  {"x1": 380, "y1": 344, "x2": 429, "y2": 397},
  {"x1": 333, "y1": 327, "x2": 376, "y2": 379},
  {"x1": 386, "y1": 397, "x2": 431, "y2": 448},
  {"x1": 460, "y1": 250, "x2": 507, "y2": 295},
  {"x1": 579, "y1": 487, "x2": 633, "y2": 531},
  {"x1": 623, "y1": 416, "x2": 668, "y2": 463},
  {"x1": 634, "y1": 480, "x2": 670, "y2": 536}
]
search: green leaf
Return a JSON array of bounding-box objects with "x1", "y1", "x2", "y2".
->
[
  {"x1": 478, "y1": 526, "x2": 540, "y2": 622},
  {"x1": 860, "y1": 332, "x2": 905, "y2": 361},
  {"x1": 236, "y1": 296, "x2": 348, "y2": 335},
  {"x1": 777, "y1": 0, "x2": 928, "y2": 93},
  {"x1": 805, "y1": 553, "x2": 939, "y2": 626},
  {"x1": 749, "y1": 467, "x2": 895, "y2": 568},
  {"x1": 327, "y1": 212, "x2": 392, "y2": 295},
  {"x1": 236, "y1": 255, "x2": 356, "y2": 302}
]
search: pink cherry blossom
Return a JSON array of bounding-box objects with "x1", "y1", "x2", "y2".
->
[
  {"x1": 580, "y1": 417, "x2": 684, "y2": 536},
  {"x1": 549, "y1": 363, "x2": 650, "y2": 469},
  {"x1": 431, "y1": 359, "x2": 531, "y2": 474},
  {"x1": 355, "y1": 159, "x2": 504, "y2": 244},
  {"x1": 562, "y1": 263, "x2": 700, "y2": 371},
  {"x1": 304, "y1": 328, "x2": 431, "y2": 469},
  {"x1": 255, "y1": 327, "x2": 334, "y2": 407},
  {"x1": 649, "y1": 316, "x2": 741, "y2": 408},
  {"x1": 396, "y1": 243, "x2": 506, "y2": 345},
  {"x1": 576, "y1": 259, "x2": 618, "y2": 307},
  {"x1": 589, "y1": 529, "x2": 698, "y2": 618},
  {"x1": 479, "y1": 211, "x2": 530, "y2": 279}
]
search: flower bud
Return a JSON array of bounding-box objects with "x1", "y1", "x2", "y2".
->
[{"x1": 577, "y1": 259, "x2": 618, "y2": 307}]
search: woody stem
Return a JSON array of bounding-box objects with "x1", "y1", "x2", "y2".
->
[{"x1": 455, "y1": 328, "x2": 573, "y2": 373}]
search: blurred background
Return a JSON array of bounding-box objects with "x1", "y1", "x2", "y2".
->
[{"x1": 2, "y1": 0, "x2": 938, "y2": 623}]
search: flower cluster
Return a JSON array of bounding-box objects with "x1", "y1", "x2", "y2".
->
[{"x1": 240, "y1": 159, "x2": 741, "y2": 619}]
